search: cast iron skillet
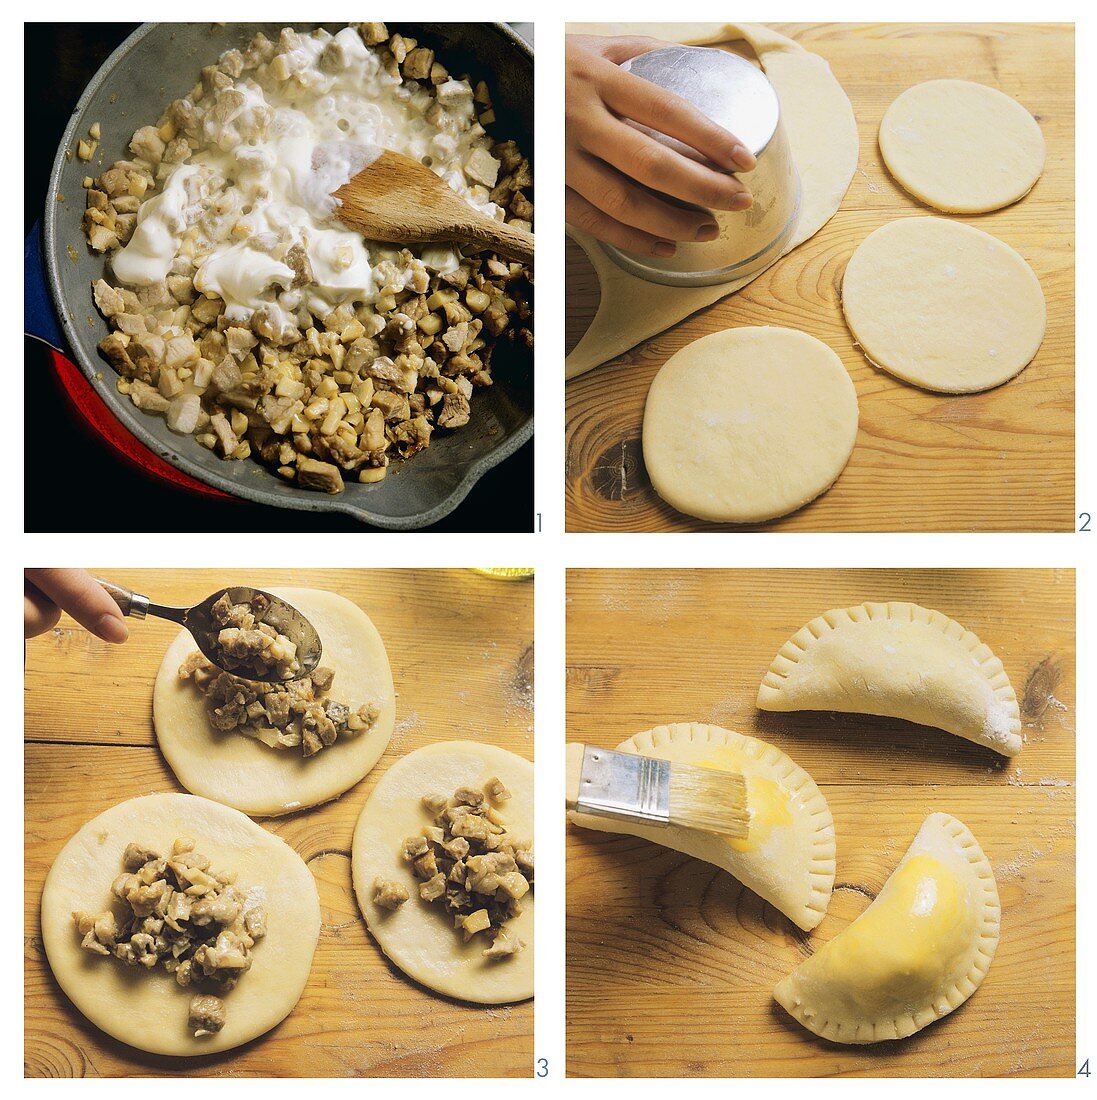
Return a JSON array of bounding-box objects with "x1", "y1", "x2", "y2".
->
[{"x1": 44, "y1": 23, "x2": 533, "y2": 529}]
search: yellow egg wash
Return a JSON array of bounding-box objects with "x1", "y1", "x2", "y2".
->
[
  {"x1": 812, "y1": 854, "x2": 975, "y2": 1011},
  {"x1": 695, "y1": 746, "x2": 792, "y2": 851}
]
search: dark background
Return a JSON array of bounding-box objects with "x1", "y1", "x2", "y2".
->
[{"x1": 24, "y1": 23, "x2": 533, "y2": 533}]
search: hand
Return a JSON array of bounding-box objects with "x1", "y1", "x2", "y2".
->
[
  {"x1": 25, "y1": 569, "x2": 129, "y2": 642},
  {"x1": 565, "y1": 34, "x2": 757, "y2": 257}
]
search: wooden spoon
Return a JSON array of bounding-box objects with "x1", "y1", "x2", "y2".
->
[{"x1": 332, "y1": 148, "x2": 534, "y2": 265}]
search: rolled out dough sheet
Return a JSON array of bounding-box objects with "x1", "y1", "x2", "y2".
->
[{"x1": 565, "y1": 23, "x2": 858, "y2": 378}]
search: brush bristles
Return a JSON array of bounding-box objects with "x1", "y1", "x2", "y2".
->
[{"x1": 667, "y1": 765, "x2": 749, "y2": 837}]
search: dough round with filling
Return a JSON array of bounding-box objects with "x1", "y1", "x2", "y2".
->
[
  {"x1": 642, "y1": 326, "x2": 858, "y2": 523},
  {"x1": 842, "y1": 217, "x2": 1046, "y2": 393},
  {"x1": 774, "y1": 812, "x2": 1000, "y2": 1043},
  {"x1": 153, "y1": 588, "x2": 395, "y2": 817},
  {"x1": 41, "y1": 792, "x2": 320, "y2": 1057},
  {"x1": 351, "y1": 741, "x2": 534, "y2": 1003},
  {"x1": 880, "y1": 80, "x2": 1044, "y2": 213}
]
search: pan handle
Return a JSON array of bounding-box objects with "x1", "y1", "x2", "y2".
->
[{"x1": 24, "y1": 221, "x2": 68, "y2": 353}]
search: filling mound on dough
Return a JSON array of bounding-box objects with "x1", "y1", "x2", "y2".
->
[
  {"x1": 376, "y1": 777, "x2": 533, "y2": 959},
  {"x1": 179, "y1": 651, "x2": 379, "y2": 757},
  {"x1": 72, "y1": 838, "x2": 267, "y2": 1038},
  {"x1": 204, "y1": 591, "x2": 301, "y2": 680}
]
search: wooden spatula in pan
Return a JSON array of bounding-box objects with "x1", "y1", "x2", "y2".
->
[{"x1": 332, "y1": 148, "x2": 534, "y2": 265}]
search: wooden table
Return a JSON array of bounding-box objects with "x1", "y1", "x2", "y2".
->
[
  {"x1": 566, "y1": 568, "x2": 1075, "y2": 1077},
  {"x1": 565, "y1": 24, "x2": 1075, "y2": 532},
  {"x1": 24, "y1": 569, "x2": 534, "y2": 1078}
]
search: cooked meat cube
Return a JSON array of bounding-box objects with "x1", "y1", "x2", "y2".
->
[
  {"x1": 483, "y1": 931, "x2": 525, "y2": 959},
  {"x1": 419, "y1": 873, "x2": 447, "y2": 901},
  {"x1": 484, "y1": 777, "x2": 511, "y2": 803},
  {"x1": 403, "y1": 835, "x2": 429, "y2": 861},
  {"x1": 295, "y1": 457, "x2": 344, "y2": 494},
  {"x1": 372, "y1": 876, "x2": 409, "y2": 910},
  {"x1": 413, "y1": 850, "x2": 439, "y2": 879},
  {"x1": 122, "y1": 843, "x2": 160, "y2": 871},
  {"x1": 189, "y1": 994, "x2": 226, "y2": 1037},
  {"x1": 421, "y1": 793, "x2": 449, "y2": 815}
]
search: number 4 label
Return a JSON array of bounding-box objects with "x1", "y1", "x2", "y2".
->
[{"x1": 1079, "y1": 1058, "x2": 1090, "y2": 1077}]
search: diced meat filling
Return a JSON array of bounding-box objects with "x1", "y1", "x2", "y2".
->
[
  {"x1": 73, "y1": 838, "x2": 266, "y2": 1037},
  {"x1": 402, "y1": 779, "x2": 533, "y2": 960},
  {"x1": 178, "y1": 651, "x2": 378, "y2": 758},
  {"x1": 206, "y1": 591, "x2": 300, "y2": 680}
]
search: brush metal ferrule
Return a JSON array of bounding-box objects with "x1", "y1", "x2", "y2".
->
[{"x1": 574, "y1": 746, "x2": 670, "y2": 826}]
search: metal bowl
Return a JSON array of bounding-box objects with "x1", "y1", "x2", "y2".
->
[
  {"x1": 601, "y1": 45, "x2": 800, "y2": 287},
  {"x1": 44, "y1": 22, "x2": 533, "y2": 529}
]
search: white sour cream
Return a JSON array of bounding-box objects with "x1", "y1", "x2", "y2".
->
[{"x1": 111, "y1": 26, "x2": 499, "y2": 330}]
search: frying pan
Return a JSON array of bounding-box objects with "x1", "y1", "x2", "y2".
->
[{"x1": 35, "y1": 23, "x2": 533, "y2": 529}]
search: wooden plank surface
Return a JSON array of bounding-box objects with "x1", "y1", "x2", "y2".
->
[
  {"x1": 24, "y1": 569, "x2": 534, "y2": 1078},
  {"x1": 565, "y1": 568, "x2": 1075, "y2": 1077},
  {"x1": 565, "y1": 24, "x2": 1075, "y2": 532}
]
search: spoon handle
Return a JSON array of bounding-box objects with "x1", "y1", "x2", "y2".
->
[
  {"x1": 463, "y1": 216, "x2": 535, "y2": 265},
  {"x1": 96, "y1": 578, "x2": 150, "y2": 619}
]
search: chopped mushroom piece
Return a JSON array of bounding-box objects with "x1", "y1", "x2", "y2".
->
[{"x1": 484, "y1": 776, "x2": 511, "y2": 803}]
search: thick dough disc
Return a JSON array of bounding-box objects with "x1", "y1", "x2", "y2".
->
[
  {"x1": 642, "y1": 326, "x2": 858, "y2": 522},
  {"x1": 153, "y1": 588, "x2": 396, "y2": 816},
  {"x1": 351, "y1": 740, "x2": 534, "y2": 1004},
  {"x1": 842, "y1": 217, "x2": 1046, "y2": 393},
  {"x1": 880, "y1": 79, "x2": 1045, "y2": 213},
  {"x1": 41, "y1": 792, "x2": 320, "y2": 1056}
]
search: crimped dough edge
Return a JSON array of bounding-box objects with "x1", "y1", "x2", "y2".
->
[
  {"x1": 755, "y1": 601, "x2": 1022, "y2": 754},
  {"x1": 773, "y1": 811, "x2": 1001, "y2": 1043},
  {"x1": 617, "y1": 722, "x2": 836, "y2": 930}
]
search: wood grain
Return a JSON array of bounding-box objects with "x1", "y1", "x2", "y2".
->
[
  {"x1": 565, "y1": 24, "x2": 1075, "y2": 532},
  {"x1": 24, "y1": 569, "x2": 534, "y2": 1078},
  {"x1": 566, "y1": 568, "x2": 1075, "y2": 1077}
]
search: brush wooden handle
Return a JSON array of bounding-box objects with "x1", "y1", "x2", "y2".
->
[{"x1": 565, "y1": 742, "x2": 586, "y2": 810}]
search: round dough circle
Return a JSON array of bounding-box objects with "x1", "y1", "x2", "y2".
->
[
  {"x1": 351, "y1": 740, "x2": 534, "y2": 1003},
  {"x1": 41, "y1": 792, "x2": 320, "y2": 1057},
  {"x1": 880, "y1": 80, "x2": 1044, "y2": 213},
  {"x1": 154, "y1": 588, "x2": 395, "y2": 816},
  {"x1": 642, "y1": 326, "x2": 858, "y2": 523},
  {"x1": 842, "y1": 217, "x2": 1046, "y2": 393}
]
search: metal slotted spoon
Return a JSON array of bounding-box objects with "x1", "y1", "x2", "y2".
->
[{"x1": 96, "y1": 579, "x2": 322, "y2": 683}]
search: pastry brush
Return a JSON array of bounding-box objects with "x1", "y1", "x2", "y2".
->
[{"x1": 565, "y1": 743, "x2": 749, "y2": 836}]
